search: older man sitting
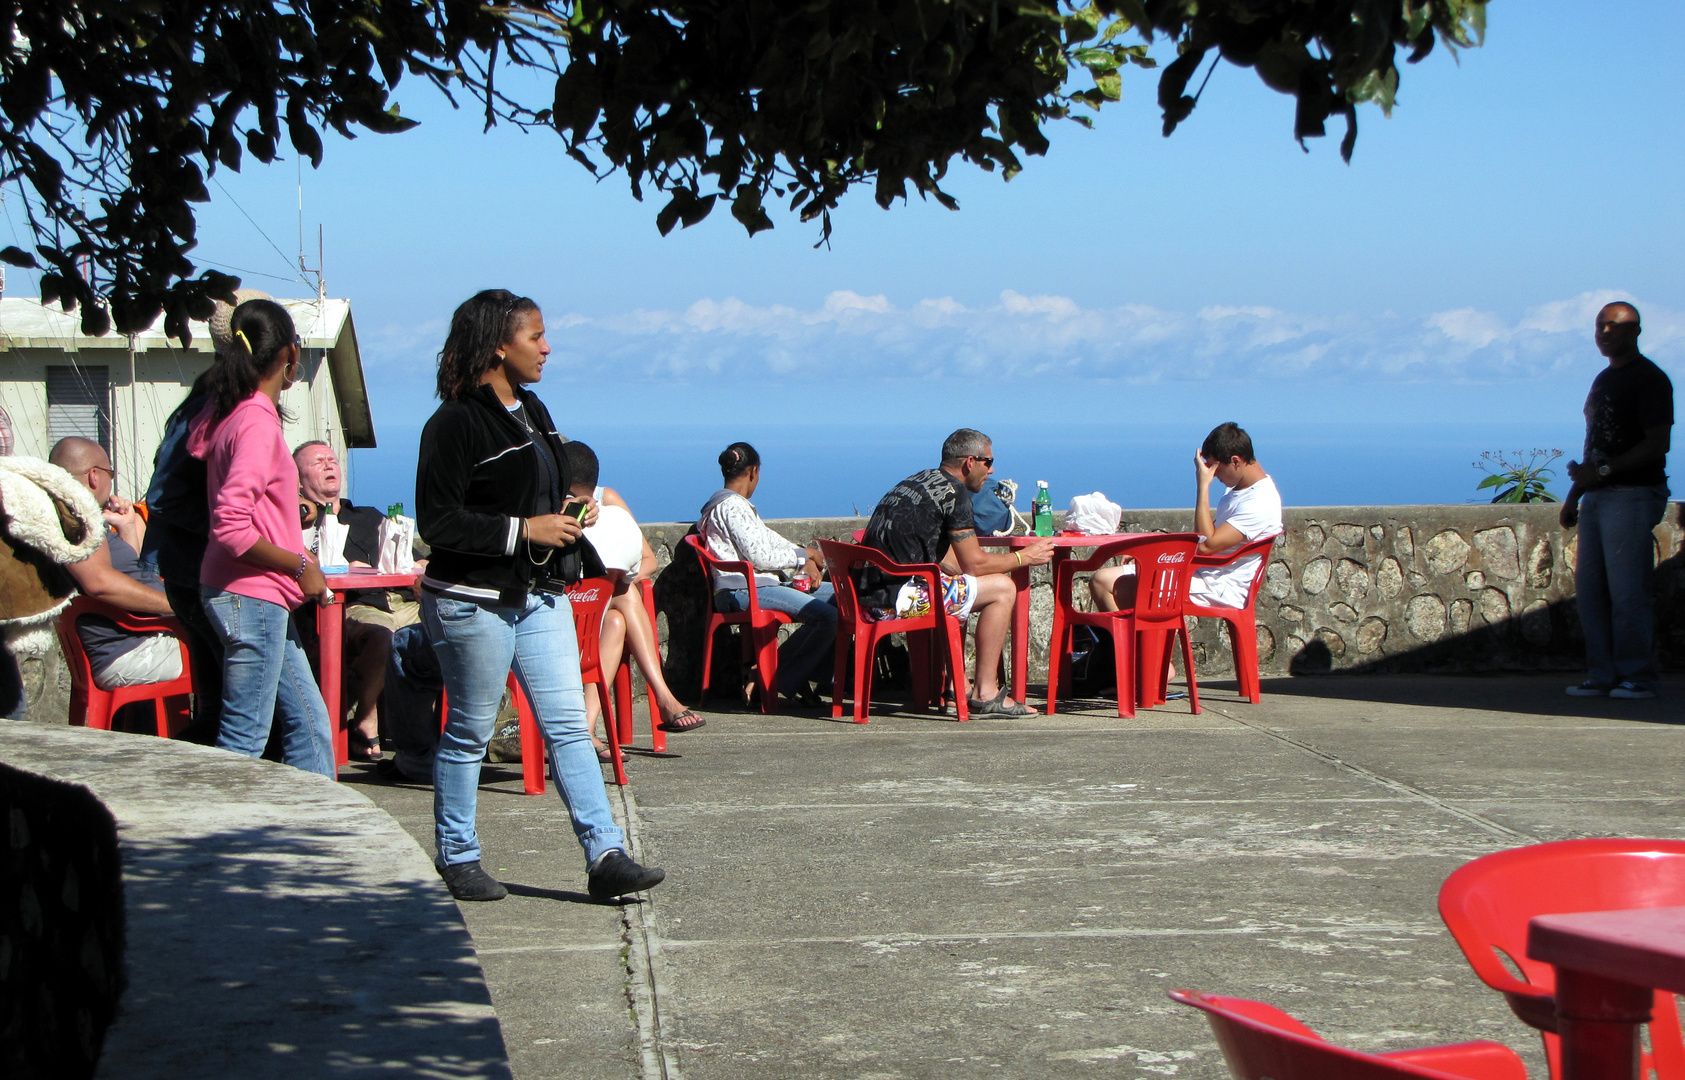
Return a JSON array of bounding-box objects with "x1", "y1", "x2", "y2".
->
[
  {"x1": 294, "y1": 440, "x2": 417, "y2": 762},
  {"x1": 48, "y1": 437, "x2": 180, "y2": 690}
]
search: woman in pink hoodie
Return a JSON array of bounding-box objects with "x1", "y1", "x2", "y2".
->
[{"x1": 188, "y1": 299, "x2": 335, "y2": 776}]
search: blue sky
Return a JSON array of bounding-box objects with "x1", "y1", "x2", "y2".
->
[{"x1": 9, "y1": 0, "x2": 1683, "y2": 520}]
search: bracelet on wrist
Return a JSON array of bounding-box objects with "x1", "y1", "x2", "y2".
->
[
  {"x1": 291, "y1": 552, "x2": 308, "y2": 581},
  {"x1": 1014, "y1": 551, "x2": 1023, "y2": 567}
]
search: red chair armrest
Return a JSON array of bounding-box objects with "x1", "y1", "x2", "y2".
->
[
  {"x1": 1381, "y1": 1041, "x2": 1531, "y2": 1080},
  {"x1": 1191, "y1": 533, "x2": 1279, "y2": 567}
]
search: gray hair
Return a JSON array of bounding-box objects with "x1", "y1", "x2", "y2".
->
[{"x1": 941, "y1": 428, "x2": 990, "y2": 465}]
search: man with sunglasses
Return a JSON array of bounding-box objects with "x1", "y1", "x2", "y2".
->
[
  {"x1": 49, "y1": 437, "x2": 181, "y2": 691},
  {"x1": 859, "y1": 428, "x2": 1055, "y2": 716}
]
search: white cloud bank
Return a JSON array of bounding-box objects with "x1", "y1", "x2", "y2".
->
[{"x1": 547, "y1": 288, "x2": 1680, "y2": 384}]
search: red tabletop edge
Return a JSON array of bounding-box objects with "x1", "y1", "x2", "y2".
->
[
  {"x1": 324, "y1": 571, "x2": 422, "y2": 591},
  {"x1": 1527, "y1": 905, "x2": 1685, "y2": 993}
]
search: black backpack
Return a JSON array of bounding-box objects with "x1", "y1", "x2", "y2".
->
[{"x1": 1068, "y1": 625, "x2": 1117, "y2": 695}]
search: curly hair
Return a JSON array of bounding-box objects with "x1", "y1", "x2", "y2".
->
[{"x1": 436, "y1": 289, "x2": 540, "y2": 401}]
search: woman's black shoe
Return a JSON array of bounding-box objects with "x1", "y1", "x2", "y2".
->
[
  {"x1": 438, "y1": 860, "x2": 508, "y2": 901},
  {"x1": 588, "y1": 850, "x2": 666, "y2": 902}
]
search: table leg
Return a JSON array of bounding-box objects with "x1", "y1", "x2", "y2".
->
[
  {"x1": 1010, "y1": 564, "x2": 1031, "y2": 705},
  {"x1": 1553, "y1": 965, "x2": 1651, "y2": 1080},
  {"x1": 317, "y1": 595, "x2": 346, "y2": 773}
]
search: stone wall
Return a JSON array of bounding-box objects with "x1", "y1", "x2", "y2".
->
[
  {"x1": 12, "y1": 502, "x2": 1683, "y2": 726},
  {"x1": 639, "y1": 503, "x2": 1685, "y2": 695}
]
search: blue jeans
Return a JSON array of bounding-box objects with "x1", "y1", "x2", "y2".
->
[
  {"x1": 1576, "y1": 485, "x2": 1669, "y2": 689},
  {"x1": 717, "y1": 582, "x2": 839, "y2": 694},
  {"x1": 421, "y1": 591, "x2": 625, "y2": 868},
  {"x1": 384, "y1": 623, "x2": 441, "y2": 784},
  {"x1": 201, "y1": 589, "x2": 336, "y2": 778}
]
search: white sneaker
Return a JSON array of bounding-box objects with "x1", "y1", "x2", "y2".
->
[
  {"x1": 1609, "y1": 682, "x2": 1657, "y2": 700},
  {"x1": 1565, "y1": 682, "x2": 1610, "y2": 697}
]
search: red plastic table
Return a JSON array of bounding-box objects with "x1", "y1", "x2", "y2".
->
[
  {"x1": 319, "y1": 570, "x2": 422, "y2": 770},
  {"x1": 1527, "y1": 905, "x2": 1685, "y2": 1080},
  {"x1": 977, "y1": 533, "x2": 1148, "y2": 709}
]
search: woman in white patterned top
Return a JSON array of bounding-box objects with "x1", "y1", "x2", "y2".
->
[{"x1": 697, "y1": 443, "x2": 838, "y2": 703}]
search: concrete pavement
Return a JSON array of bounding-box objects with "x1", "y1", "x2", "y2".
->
[{"x1": 351, "y1": 673, "x2": 1685, "y2": 1080}]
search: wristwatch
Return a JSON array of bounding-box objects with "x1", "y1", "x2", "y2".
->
[{"x1": 1597, "y1": 464, "x2": 1612, "y2": 480}]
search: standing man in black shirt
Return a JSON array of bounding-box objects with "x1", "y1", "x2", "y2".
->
[
  {"x1": 860, "y1": 429, "x2": 1054, "y2": 715},
  {"x1": 1560, "y1": 301, "x2": 1673, "y2": 700}
]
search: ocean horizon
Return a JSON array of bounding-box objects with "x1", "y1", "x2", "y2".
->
[{"x1": 345, "y1": 417, "x2": 1591, "y2": 526}]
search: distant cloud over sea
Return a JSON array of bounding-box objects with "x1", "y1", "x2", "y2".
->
[{"x1": 544, "y1": 289, "x2": 1679, "y2": 384}]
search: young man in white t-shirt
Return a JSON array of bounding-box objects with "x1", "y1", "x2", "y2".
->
[{"x1": 1090, "y1": 422, "x2": 1283, "y2": 611}]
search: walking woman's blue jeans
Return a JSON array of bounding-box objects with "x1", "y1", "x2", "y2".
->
[
  {"x1": 201, "y1": 588, "x2": 336, "y2": 778},
  {"x1": 1575, "y1": 484, "x2": 1669, "y2": 689},
  {"x1": 421, "y1": 590, "x2": 625, "y2": 869}
]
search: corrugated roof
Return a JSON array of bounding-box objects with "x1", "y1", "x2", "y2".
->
[
  {"x1": 0, "y1": 297, "x2": 375, "y2": 447},
  {"x1": 0, "y1": 296, "x2": 353, "y2": 352}
]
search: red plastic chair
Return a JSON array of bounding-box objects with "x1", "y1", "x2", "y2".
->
[
  {"x1": 1438, "y1": 839, "x2": 1685, "y2": 1080},
  {"x1": 606, "y1": 578, "x2": 666, "y2": 754},
  {"x1": 1170, "y1": 989, "x2": 1530, "y2": 1080},
  {"x1": 1185, "y1": 534, "x2": 1279, "y2": 704},
  {"x1": 818, "y1": 539, "x2": 970, "y2": 724},
  {"x1": 437, "y1": 578, "x2": 627, "y2": 793},
  {"x1": 1046, "y1": 534, "x2": 1202, "y2": 718},
  {"x1": 684, "y1": 533, "x2": 792, "y2": 714},
  {"x1": 55, "y1": 595, "x2": 194, "y2": 737}
]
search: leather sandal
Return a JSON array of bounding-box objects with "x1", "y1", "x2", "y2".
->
[
  {"x1": 658, "y1": 709, "x2": 706, "y2": 733},
  {"x1": 348, "y1": 731, "x2": 383, "y2": 762},
  {"x1": 966, "y1": 687, "x2": 1034, "y2": 717}
]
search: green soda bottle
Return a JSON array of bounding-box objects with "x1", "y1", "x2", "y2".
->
[
  {"x1": 386, "y1": 502, "x2": 405, "y2": 519},
  {"x1": 1032, "y1": 481, "x2": 1053, "y2": 536}
]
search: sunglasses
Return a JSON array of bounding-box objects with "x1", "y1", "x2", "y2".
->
[{"x1": 970, "y1": 456, "x2": 994, "y2": 468}]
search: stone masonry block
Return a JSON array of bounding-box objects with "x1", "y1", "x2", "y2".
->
[
  {"x1": 1423, "y1": 530, "x2": 1471, "y2": 576},
  {"x1": 1473, "y1": 527, "x2": 1521, "y2": 580},
  {"x1": 1406, "y1": 594, "x2": 1447, "y2": 641}
]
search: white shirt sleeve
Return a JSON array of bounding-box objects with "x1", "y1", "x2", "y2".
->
[{"x1": 713, "y1": 496, "x2": 805, "y2": 571}]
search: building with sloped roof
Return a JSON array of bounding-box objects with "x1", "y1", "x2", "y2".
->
[{"x1": 0, "y1": 297, "x2": 373, "y2": 501}]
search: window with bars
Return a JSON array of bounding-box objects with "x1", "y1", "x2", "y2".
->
[{"x1": 46, "y1": 366, "x2": 110, "y2": 452}]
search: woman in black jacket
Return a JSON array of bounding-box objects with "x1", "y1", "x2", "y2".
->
[{"x1": 416, "y1": 289, "x2": 665, "y2": 903}]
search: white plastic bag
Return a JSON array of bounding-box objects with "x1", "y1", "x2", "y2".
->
[
  {"x1": 1066, "y1": 492, "x2": 1123, "y2": 536},
  {"x1": 376, "y1": 515, "x2": 418, "y2": 574},
  {"x1": 316, "y1": 512, "x2": 351, "y2": 571}
]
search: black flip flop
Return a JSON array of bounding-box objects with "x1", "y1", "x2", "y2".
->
[{"x1": 658, "y1": 709, "x2": 707, "y2": 733}]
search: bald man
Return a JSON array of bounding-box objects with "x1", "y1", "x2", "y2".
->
[
  {"x1": 1560, "y1": 302, "x2": 1673, "y2": 700},
  {"x1": 49, "y1": 437, "x2": 181, "y2": 689}
]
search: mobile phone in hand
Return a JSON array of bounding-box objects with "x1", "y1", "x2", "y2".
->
[{"x1": 563, "y1": 499, "x2": 590, "y2": 522}]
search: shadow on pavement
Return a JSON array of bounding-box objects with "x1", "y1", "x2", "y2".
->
[{"x1": 1254, "y1": 672, "x2": 1684, "y2": 724}]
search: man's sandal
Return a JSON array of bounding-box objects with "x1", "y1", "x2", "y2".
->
[
  {"x1": 966, "y1": 687, "x2": 1034, "y2": 717},
  {"x1": 658, "y1": 709, "x2": 707, "y2": 733}
]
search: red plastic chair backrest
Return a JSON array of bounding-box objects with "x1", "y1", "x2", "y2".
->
[
  {"x1": 817, "y1": 539, "x2": 943, "y2": 627},
  {"x1": 684, "y1": 533, "x2": 770, "y2": 616},
  {"x1": 1190, "y1": 533, "x2": 1279, "y2": 610},
  {"x1": 1055, "y1": 534, "x2": 1200, "y2": 623},
  {"x1": 54, "y1": 595, "x2": 187, "y2": 689},
  {"x1": 1169, "y1": 990, "x2": 1522, "y2": 1080},
  {"x1": 1439, "y1": 838, "x2": 1685, "y2": 998},
  {"x1": 564, "y1": 577, "x2": 614, "y2": 676}
]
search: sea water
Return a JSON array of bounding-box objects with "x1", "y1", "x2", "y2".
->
[{"x1": 348, "y1": 417, "x2": 1585, "y2": 525}]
